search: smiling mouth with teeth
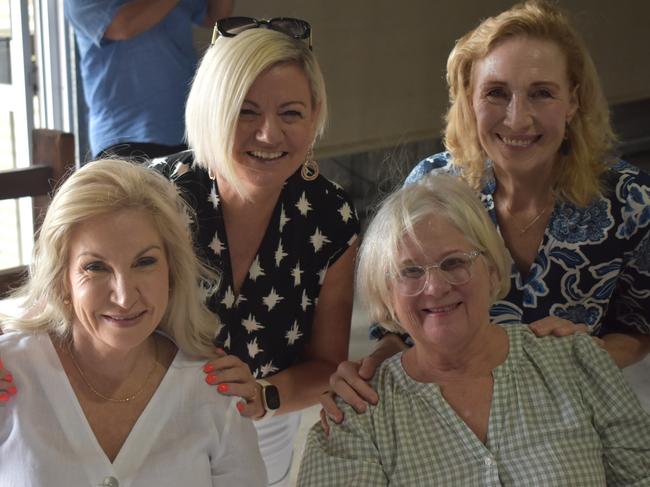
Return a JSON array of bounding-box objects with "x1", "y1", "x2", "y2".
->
[
  {"x1": 498, "y1": 135, "x2": 540, "y2": 147},
  {"x1": 248, "y1": 150, "x2": 287, "y2": 160},
  {"x1": 424, "y1": 303, "x2": 460, "y2": 314},
  {"x1": 104, "y1": 310, "x2": 146, "y2": 321}
]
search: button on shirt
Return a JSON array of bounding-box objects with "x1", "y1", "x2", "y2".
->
[
  {"x1": 101, "y1": 477, "x2": 119, "y2": 487},
  {"x1": 298, "y1": 328, "x2": 650, "y2": 486}
]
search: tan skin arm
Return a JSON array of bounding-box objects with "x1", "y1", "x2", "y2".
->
[
  {"x1": 528, "y1": 316, "x2": 650, "y2": 367},
  {"x1": 319, "y1": 333, "x2": 406, "y2": 424},
  {"x1": 104, "y1": 0, "x2": 180, "y2": 40},
  {"x1": 261, "y1": 241, "x2": 356, "y2": 415},
  {"x1": 600, "y1": 333, "x2": 650, "y2": 368},
  {"x1": 206, "y1": 241, "x2": 357, "y2": 418},
  {"x1": 104, "y1": 0, "x2": 234, "y2": 40},
  {"x1": 104, "y1": 0, "x2": 233, "y2": 39}
]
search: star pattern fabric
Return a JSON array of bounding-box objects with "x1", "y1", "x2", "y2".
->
[{"x1": 153, "y1": 151, "x2": 360, "y2": 376}]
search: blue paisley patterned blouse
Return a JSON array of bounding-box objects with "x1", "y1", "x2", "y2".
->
[{"x1": 399, "y1": 152, "x2": 650, "y2": 338}]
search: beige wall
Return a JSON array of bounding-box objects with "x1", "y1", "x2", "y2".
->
[{"x1": 196, "y1": 1, "x2": 650, "y2": 158}]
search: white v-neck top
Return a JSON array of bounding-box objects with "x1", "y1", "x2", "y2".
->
[{"x1": 0, "y1": 332, "x2": 267, "y2": 487}]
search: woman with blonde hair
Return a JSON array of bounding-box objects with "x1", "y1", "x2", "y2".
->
[
  {"x1": 0, "y1": 159, "x2": 266, "y2": 486},
  {"x1": 151, "y1": 19, "x2": 359, "y2": 486},
  {"x1": 322, "y1": 0, "x2": 650, "y2": 422}
]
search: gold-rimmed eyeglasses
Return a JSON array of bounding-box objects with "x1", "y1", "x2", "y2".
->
[{"x1": 393, "y1": 250, "x2": 483, "y2": 296}]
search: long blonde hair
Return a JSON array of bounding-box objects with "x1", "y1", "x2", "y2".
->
[{"x1": 2, "y1": 159, "x2": 220, "y2": 359}]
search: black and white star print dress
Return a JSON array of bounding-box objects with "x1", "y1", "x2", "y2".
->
[{"x1": 152, "y1": 151, "x2": 360, "y2": 378}]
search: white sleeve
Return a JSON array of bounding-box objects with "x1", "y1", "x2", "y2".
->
[{"x1": 209, "y1": 397, "x2": 267, "y2": 486}]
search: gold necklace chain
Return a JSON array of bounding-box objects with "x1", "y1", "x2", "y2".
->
[
  {"x1": 501, "y1": 200, "x2": 553, "y2": 235},
  {"x1": 67, "y1": 337, "x2": 159, "y2": 403}
]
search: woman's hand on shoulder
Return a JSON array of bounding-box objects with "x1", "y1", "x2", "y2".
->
[
  {"x1": 319, "y1": 357, "x2": 379, "y2": 433},
  {"x1": 0, "y1": 358, "x2": 17, "y2": 403},
  {"x1": 528, "y1": 316, "x2": 606, "y2": 351},
  {"x1": 202, "y1": 349, "x2": 264, "y2": 419},
  {"x1": 528, "y1": 316, "x2": 590, "y2": 337},
  {"x1": 319, "y1": 333, "x2": 407, "y2": 434}
]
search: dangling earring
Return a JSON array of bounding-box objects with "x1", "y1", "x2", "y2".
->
[
  {"x1": 301, "y1": 148, "x2": 319, "y2": 181},
  {"x1": 559, "y1": 120, "x2": 571, "y2": 156},
  {"x1": 207, "y1": 167, "x2": 216, "y2": 181}
]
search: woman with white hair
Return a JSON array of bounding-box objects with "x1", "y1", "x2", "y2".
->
[
  {"x1": 0, "y1": 159, "x2": 266, "y2": 486},
  {"x1": 150, "y1": 19, "x2": 359, "y2": 485},
  {"x1": 298, "y1": 174, "x2": 650, "y2": 486}
]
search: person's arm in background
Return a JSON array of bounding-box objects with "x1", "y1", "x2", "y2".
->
[
  {"x1": 104, "y1": 0, "x2": 180, "y2": 40},
  {"x1": 202, "y1": 0, "x2": 234, "y2": 27},
  {"x1": 529, "y1": 318, "x2": 650, "y2": 368}
]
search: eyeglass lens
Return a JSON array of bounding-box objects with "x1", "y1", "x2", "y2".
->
[{"x1": 396, "y1": 253, "x2": 476, "y2": 295}]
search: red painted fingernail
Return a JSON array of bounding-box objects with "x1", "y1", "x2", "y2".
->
[
  {"x1": 3, "y1": 374, "x2": 13, "y2": 383},
  {"x1": 205, "y1": 374, "x2": 219, "y2": 385},
  {"x1": 217, "y1": 383, "x2": 229, "y2": 393},
  {"x1": 0, "y1": 392, "x2": 9, "y2": 402},
  {"x1": 7, "y1": 386, "x2": 16, "y2": 395},
  {"x1": 236, "y1": 401, "x2": 245, "y2": 413},
  {"x1": 203, "y1": 364, "x2": 214, "y2": 373}
]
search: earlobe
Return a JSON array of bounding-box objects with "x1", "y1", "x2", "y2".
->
[
  {"x1": 567, "y1": 84, "x2": 579, "y2": 122},
  {"x1": 488, "y1": 266, "x2": 500, "y2": 300}
]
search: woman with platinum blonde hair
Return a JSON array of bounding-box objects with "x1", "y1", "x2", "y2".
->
[
  {"x1": 299, "y1": 174, "x2": 650, "y2": 486},
  {"x1": 151, "y1": 19, "x2": 359, "y2": 486},
  {"x1": 0, "y1": 159, "x2": 266, "y2": 486}
]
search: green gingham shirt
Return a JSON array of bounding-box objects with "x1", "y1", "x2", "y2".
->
[{"x1": 298, "y1": 328, "x2": 650, "y2": 486}]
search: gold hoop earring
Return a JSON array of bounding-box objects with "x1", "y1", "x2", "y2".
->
[
  {"x1": 207, "y1": 168, "x2": 216, "y2": 181},
  {"x1": 301, "y1": 149, "x2": 319, "y2": 181}
]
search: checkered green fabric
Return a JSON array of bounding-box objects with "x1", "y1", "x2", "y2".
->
[{"x1": 298, "y1": 328, "x2": 650, "y2": 486}]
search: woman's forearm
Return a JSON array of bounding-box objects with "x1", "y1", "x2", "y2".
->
[
  {"x1": 602, "y1": 333, "x2": 650, "y2": 368},
  {"x1": 266, "y1": 358, "x2": 338, "y2": 414}
]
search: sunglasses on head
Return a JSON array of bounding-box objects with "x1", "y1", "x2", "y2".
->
[{"x1": 212, "y1": 17, "x2": 312, "y2": 49}]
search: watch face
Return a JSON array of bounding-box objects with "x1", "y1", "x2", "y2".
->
[{"x1": 264, "y1": 385, "x2": 281, "y2": 410}]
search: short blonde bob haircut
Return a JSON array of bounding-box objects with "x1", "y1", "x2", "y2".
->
[
  {"x1": 3, "y1": 159, "x2": 219, "y2": 359},
  {"x1": 185, "y1": 28, "x2": 327, "y2": 198},
  {"x1": 357, "y1": 174, "x2": 511, "y2": 333},
  {"x1": 445, "y1": 0, "x2": 615, "y2": 207}
]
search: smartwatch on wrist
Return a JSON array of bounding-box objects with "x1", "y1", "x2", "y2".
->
[{"x1": 256, "y1": 379, "x2": 280, "y2": 419}]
